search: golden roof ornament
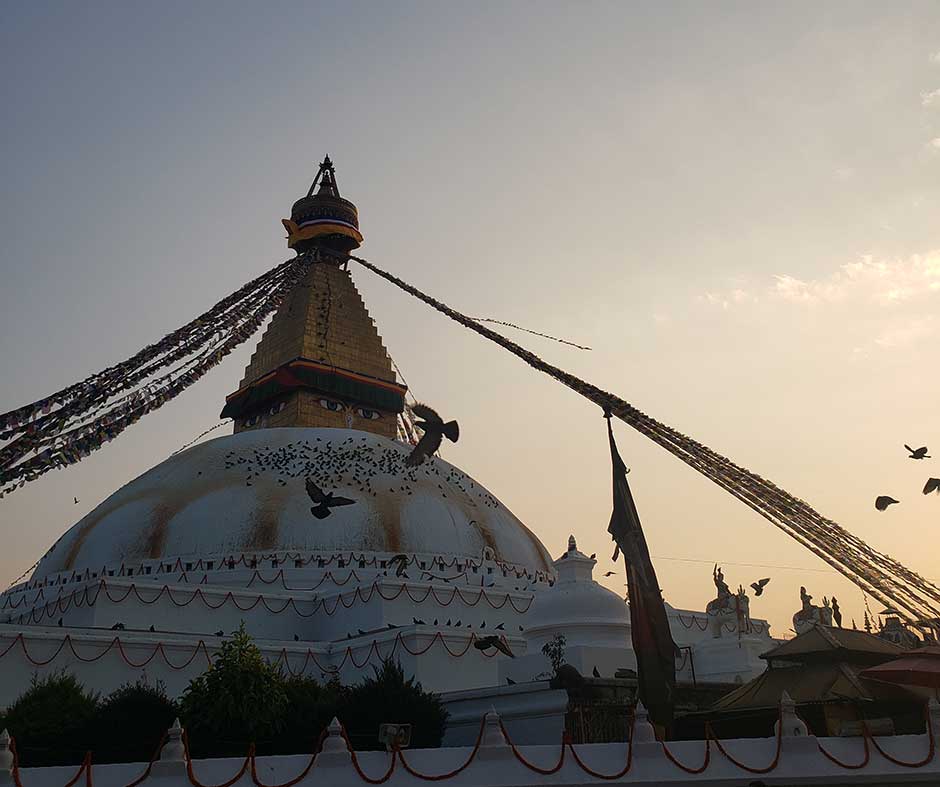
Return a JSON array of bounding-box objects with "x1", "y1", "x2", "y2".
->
[{"x1": 281, "y1": 155, "x2": 363, "y2": 255}]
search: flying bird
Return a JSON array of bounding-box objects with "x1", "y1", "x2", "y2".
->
[
  {"x1": 905, "y1": 444, "x2": 930, "y2": 460},
  {"x1": 305, "y1": 478, "x2": 355, "y2": 519},
  {"x1": 406, "y1": 404, "x2": 459, "y2": 466},
  {"x1": 73, "y1": 497, "x2": 79, "y2": 504},
  {"x1": 924, "y1": 478, "x2": 940, "y2": 495},
  {"x1": 603, "y1": 571, "x2": 616, "y2": 577},
  {"x1": 875, "y1": 495, "x2": 900, "y2": 511},
  {"x1": 388, "y1": 554, "x2": 409, "y2": 577},
  {"x1": 750, "y1": 578, "x2": 771, "y2": 597},
  {"x1": 473, "y1": 635, "x2": 515, "y2": 658}
]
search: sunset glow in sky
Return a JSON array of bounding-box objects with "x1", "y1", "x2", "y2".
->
[{"x1": 2, "y1": 3, "x2": 940, "y2": 636}]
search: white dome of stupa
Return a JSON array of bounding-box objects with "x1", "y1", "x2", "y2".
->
[{"x1": 32, "y1": 427, "x2": 552, "y2": 582}]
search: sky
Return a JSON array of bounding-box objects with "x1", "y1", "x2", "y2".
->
[{"x1": 2, "y1": 2, "x2": 940, "y2": 638}]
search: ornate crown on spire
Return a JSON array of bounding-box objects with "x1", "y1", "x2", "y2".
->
[{"x1": 281, "y1": 156, "x2": 363, "y2": 254}]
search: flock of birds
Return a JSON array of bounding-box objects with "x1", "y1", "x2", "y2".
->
[
  {"x1": 219, "y1": 403, "x2": 485, "y2": 520},
  {"x1": 874, "y1": 444, "x2": 939, "y2": 511}
]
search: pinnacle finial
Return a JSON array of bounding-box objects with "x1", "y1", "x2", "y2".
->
[
  {"x1": 307, "y1": 155, "x2": 340, "y2": 198},
  {"x1": 0, "y1": 728, "x2": 12, "y2": 773},
  {"x1": 284, "y1": 155, "x2": 361, "y2": 254},
  {"x1": 632, "y1": 700, "x2": 656, "y2": 743},
  {"x1": 568, "y1": 534, "x2": 577, "y2": 552},
  {"x1": 158, "y1": 718, "x2": 186, "y2": 763},
  {"x1": 320, "y1": 716, "x2": 350, "y2": 755}
]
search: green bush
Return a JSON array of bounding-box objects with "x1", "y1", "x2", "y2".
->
[
  {"x1": 4, "y1": 673, "x2": 98, "y2": 766},
  {"x1": 0, "y1": 631, "x2": 450, "y2": 761},
  {"x1": 339, "y1": 660, "x2": 448, "y2": 750},
  {"x1": 271, "y1": 674, "x2": 346, "y2": 755},
  {"x1": 93, "y1": 681, "x2": 178, "y2": 764},
  {"x1": 179, "y1": 623, "x2": 288, "y2": 757}
]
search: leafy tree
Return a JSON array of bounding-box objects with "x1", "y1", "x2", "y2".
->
[
  {"x1": 271, "y1": 674, "x2": 346, "y2": 755},
  {"x1": 339, "y1": 660, "x2": 447, "y2": 750},
  {"x1": 179, "y1": 623, "x2": 287, "y2": 757},
  {"x1": 541, "y1": 634, "x2": 567, "y2": 675},
  {"x1": 93, "y1": 680, "x2": 178, "y2": 763},
  {"x1": 4, "y1": 673, "x2": 98, "y2": 766}
]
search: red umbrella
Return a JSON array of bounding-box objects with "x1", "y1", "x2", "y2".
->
[{"x1": 860, "y1": 647, "x2": 940, "y2": 689}]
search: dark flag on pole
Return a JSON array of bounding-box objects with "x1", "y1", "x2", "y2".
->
[{"x1": 605, "y1": 413, "x2": 676, "y2": 730}]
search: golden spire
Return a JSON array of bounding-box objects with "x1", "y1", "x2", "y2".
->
[{"x1": 221, "y1": 158, "x2": 406, "y2": 438}]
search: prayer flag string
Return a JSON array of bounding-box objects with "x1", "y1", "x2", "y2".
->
[
  {"x1": 343, "y1": 249, "x2": 940, "y2": 626},
  {"x1": 0, "y1": 253, "x2": 315, "y2": 497}
]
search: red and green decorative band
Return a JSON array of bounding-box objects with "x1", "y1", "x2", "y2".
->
[{"x1": 220, "y1": 359, "x2": 407, "y2": 420}]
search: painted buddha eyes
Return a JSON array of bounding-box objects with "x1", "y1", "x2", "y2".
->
[{"x1": 317, "y1": 399, "x2": 380, "y2": 420}]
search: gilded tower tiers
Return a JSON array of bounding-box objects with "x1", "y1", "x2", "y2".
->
[{"x1": 221, "y1": 157, "x2": 406, "y2": 439}]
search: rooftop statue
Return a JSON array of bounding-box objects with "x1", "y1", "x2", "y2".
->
[
  {"x1": 792, "y1": 586, "x2": 833, "y2": 634},
  {"x1": 705, "y1": 566, "x2": 750, "y2": 637}
]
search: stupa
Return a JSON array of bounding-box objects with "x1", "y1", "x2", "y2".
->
[{"x1": 0, "y1": 159, "x2": 774, "y2": 726}]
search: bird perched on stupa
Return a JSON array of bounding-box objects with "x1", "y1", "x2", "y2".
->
[
  {"x1": 473, "y1": 635, "x2": 515, "y2": 657},
  {"x1": 875, "y1": 495, "x2": 900, "y2": 511},
  {"x1": 905, "y1": 444, "x2": 930, "y2": 460},
  {"x1": 406, "y1": 404, "x2": 459, "y2": 466},
  {"x1": 305, "y1": 478, "x2": 355, "y2": 519}
]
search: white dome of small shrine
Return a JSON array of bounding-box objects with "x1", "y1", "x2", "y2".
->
[
  {"x1": 31, "y1": 427, "x2": 553, "y2": 582},
  {"x1": 524, "y1": 535, "x2": 630, "y2": 650}
]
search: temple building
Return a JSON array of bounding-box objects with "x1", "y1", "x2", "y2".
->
[{"x1": 0, "y1": 159, "x2": 776, "y2": 739}]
